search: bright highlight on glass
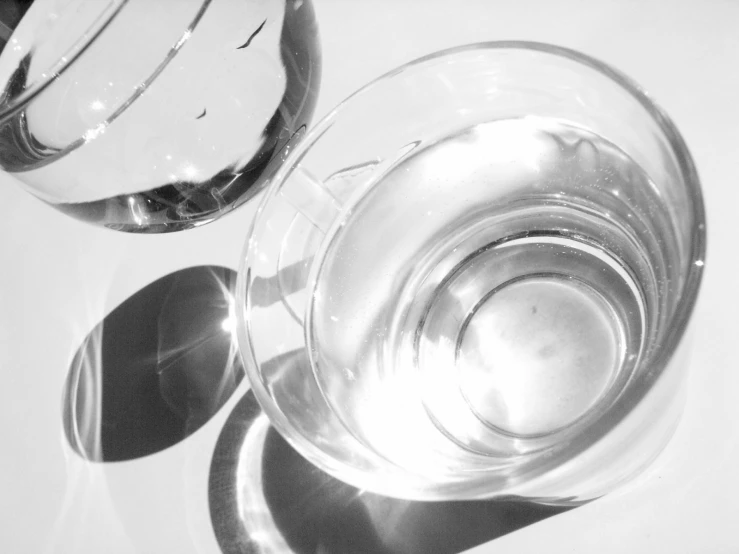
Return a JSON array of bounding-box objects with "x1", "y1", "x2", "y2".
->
[{"x1": 237, "y1": 42, "x2": 705, "y2": 503}]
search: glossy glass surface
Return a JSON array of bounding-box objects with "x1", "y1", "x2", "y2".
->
[
  {"x1": 237, "y1": 42, "x2": 706, "y2": 502},
  {"x1": 0, "y1": 0, "x2": 321, "y2": 232}
]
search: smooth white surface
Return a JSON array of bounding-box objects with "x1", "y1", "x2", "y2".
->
[{"x1": 1, "y1": 0, "x2": 737, "y2": 552}]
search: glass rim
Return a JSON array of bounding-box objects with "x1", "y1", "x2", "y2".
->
[
  {"x1": 0, "y1": 0, "x2": 127, "y2": 124},
  {"x1": 0, "y1": 0, "x2": 212, "y2": 129},
  {"x1": 239, "y1": 40, "x2": 706, "y2": 492}
]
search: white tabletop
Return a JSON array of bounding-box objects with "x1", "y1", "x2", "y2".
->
[{"x1": 1, "y1": 1, "x2": 737, "y2": 552}]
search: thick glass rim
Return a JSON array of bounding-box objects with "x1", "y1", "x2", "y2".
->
[
  {"x1": 238, "y1": 40, "x2": 706, "y2": 496},
  {"x1": 0, "y1": 0, "x2": 212, "y2": 133},
  {"x1": 0, "y1": 0, "x2": 128, "y2": 124}
]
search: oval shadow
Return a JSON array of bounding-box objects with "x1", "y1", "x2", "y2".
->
[{"x1": 62, "y1": 265, "x2": 243, "y2": 462}]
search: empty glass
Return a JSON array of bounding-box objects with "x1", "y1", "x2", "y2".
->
[
  {"x1": 0, "y1": 0, "x2": 320, "y2": 232},
  {"x1": 236, "y1": 42, "x2": 706, "y2": 503}
]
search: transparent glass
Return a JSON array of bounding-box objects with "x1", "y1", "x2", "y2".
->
[
  {"x1": 0, "y1": 0, "x2": 320, "y2": 232},
  {"x1": 236, "y1": 42, "x2": 706, "y2": 503}
]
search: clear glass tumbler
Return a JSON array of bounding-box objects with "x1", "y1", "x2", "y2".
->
[
  {"x1": 0, "y1": 0, "x2": 320, "y2": 232},
  {"x1": 236, "y1": 42, "x2": 706, "y2": 503}
]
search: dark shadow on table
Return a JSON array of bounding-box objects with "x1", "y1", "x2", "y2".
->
[
  {"x1": 60, "y1": 254, "x2": 315, "y2": 463},
  {"x1": 210, "y1": 391, "x2": 573, "y2": 554},
  {"x1": 62, "y1": 265, "x2": 244, "y2": 462}
]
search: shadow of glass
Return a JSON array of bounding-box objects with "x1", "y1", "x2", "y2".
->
[
  {"x1": 62, "y1": 265, "x2": 244, "y2": 462},
  {"x1": 59, "y1": 254, "x2": 575, "y2": 550},
  {"x1": 210, "y1": 391, "x2": 573, "y2": 554}
]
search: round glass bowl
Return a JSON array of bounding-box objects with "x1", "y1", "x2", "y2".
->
[{"x1": 0, "y1": 0, "x2": 321, "y2": 232}]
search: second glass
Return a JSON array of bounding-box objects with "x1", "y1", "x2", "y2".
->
[
  {"x1": 237, "y1": 42, "x2": 706, "y2": 503},
  {"x1": 0, "y1": 0, "x2": 320, "y2": 232}
]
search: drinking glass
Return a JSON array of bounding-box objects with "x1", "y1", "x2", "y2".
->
[
  {"x1": 236, "y1": 42, "x2": 706, "y2": 503},
  {"x1": 0, "y1": 0, "x2": 320, "y2": 232}
]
